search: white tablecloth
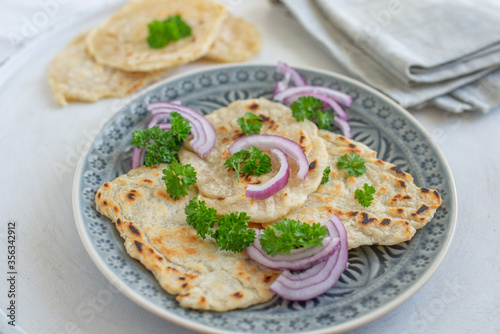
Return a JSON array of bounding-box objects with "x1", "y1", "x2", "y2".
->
[{"x1": 0, "y1": 1, "x2": 499, "y2": 333}]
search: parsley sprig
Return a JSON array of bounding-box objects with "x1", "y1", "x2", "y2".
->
[
  {"x1": 355, "y1": 183, "x2": 376, "y2": 207},
  {"x1": 336, "y1": 153, "x2": 366, "y2": 177},
  {"x1": 224, "y1": 146, "x2": 272, "y2": 182},
  {"x1": 185, "y1": 198, "x2": 329, "y2": 255},
  {"x1": 147, "y1": 15, "x2": 192, "y2": 49},
  {"x1": 161, "y1": 161, "x2": 197, "y2": 200},
  {"x1": 291, "y1": 96, "x2": 334, "y2": 130},
  {"x1": 237, "y1": 112, "x2": 263, "y2": 135},
  {"x1": 131, "y1": 112, "x2": 190, "y2": 167},
  {"x1": 185, "y1": 197, "x2": 255, "y2": 253},
  {"x1": 321, "y1": 166, "x2": 331, "y2": 185},
  {"x1": 260, "y1": 219, "x2": 328, "y2": 256}
]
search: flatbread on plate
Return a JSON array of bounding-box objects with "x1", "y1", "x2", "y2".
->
[
  {"x1": 47, "y1": 32, "x2": 166, "y2": 106},
  {"x1": 86, "y1": 0, "x2": 227, "y2": 72},
  {"x1": 266, "y1": 130, "x2": 442, "y2": 249},
  {"x1": 178, "y1": 98, "x2": 329, "y2": 224},
  {"x1": 95, "y1": 164, "x2": 279, "y2": 311}
]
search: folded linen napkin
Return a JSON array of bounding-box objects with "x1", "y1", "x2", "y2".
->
[{"x1": 279, "y1": 0, "x2": 500, "y2": 113}]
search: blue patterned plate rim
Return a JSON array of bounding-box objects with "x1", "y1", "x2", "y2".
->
[{"x1": 73, "y1": 63, "x2": 457, "y2": 334}]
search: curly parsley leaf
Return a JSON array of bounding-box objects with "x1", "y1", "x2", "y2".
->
[
  {"x1": 185, "y1": 196, "x2": 217, "y2": 239},
  {"x1": 213, "y1": 212, "x2": 256, "y2": 253},
  {"x1": 237, "y1": 112, "x2": 263, "y2": 135},
  {"x1": 240, "y1": 146, "x2": 272, "y2": 176},
  {"x1": 260, "y1": 219, "x2": 328, "y2": 256},
  {"x1": 147, "y1": 15, "x2": 192, "y2": 49},
  {"x1": 355, "y1": 183, "x2": 376, "y2": 207},
  {"x1": 321, "y1": 166, "x2": 331, "y2": 185},
  {"x1": 315, "y1": 109, "x2": 335, "y2": 130},
  {"x1": 291, "y1": 96, "x2": 335, "y2": 129},
  {"x1": 223, "y1": 150, "x2": 251, "y2": 182},
  {"x1": 131, "y1": 112, "x2": 191, "y2": 167},
  {"x1": 224, "y1": 146, "x2": 272, "y2": 181},
  {"x1": 169, "y1": 112, "x2": 191, "y2": 141},
  {"x1": 336, "y1": 153, "x2": 366, "y2": 177},
  {"x1": 291, "y1": 96, "x2": 323, "y2": 121},
  {"x1": 184, "y1": 198, "x2": 255, "y2": 253},
  {"x1": 131, "y1": 126, "x2": 179, "y2": 167},
  {"x1": 161, "y1": 161, "x2": 197, "y2": 200}
]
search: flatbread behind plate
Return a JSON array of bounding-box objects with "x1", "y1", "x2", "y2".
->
[
  {"x1": 86, "y1": 0, "x2": 227, "y2": 71},
  {"x1": 95, "y1": 164, "x2": 279, "y2": 311},
  {"x1": 47, "y1": 32, "x2": 166, "y2": 106},
  {"x1": 204, "y1": 14, "x2": 261, "y2": 62},
  {"x1": 267, "y1": 130, "x2": 442, "y2": 249}
]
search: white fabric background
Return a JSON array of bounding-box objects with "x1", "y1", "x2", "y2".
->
[{"x1": 0, "y1": 1, "x2": 499, "y2": 334}]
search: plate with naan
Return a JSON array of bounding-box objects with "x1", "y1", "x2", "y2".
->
[{"x1": 73, "y1": 64, "x2": 457, "y2": 333}]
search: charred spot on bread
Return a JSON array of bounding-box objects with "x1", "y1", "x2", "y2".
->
[{"x1": 134, "y1": 240, "x2": 143, "y2": 252}]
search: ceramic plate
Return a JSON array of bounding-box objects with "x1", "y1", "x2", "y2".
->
[{"x1": 73, "y1": 64, "x2": 457, "y2": 333}]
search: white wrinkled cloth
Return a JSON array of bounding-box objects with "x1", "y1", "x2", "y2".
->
[{"x1": 279, "y1": 0, "x2": 500, "y2": 113}]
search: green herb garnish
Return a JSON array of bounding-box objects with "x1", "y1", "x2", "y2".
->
[
  {"x1": 185, "y1": 198, "x2": 328, "y2": 255},
  {"x1": 161, "y1": 161, "x2": 197, "y2": 200},
  {"x1": 321, "y1": 166, "x2": 331, "y2": 185},
  {"x1": 213, "y1": 212, "x2": 256, "y2": 253},
  {"x1": 354, "y1": 183, "x2": 376, "y2": 207},
  {"x1": 185, "y1": 196, "x2": 217, "y2": 239},
  {"x1": 147, "y1": 15, "x2": 192, "y2": 49},
  {"x1": 290, "y1": 96, "x2": 334, "y2": 130},
  {"x1": 260, "y1": 219, "x2": 329, "y2": 256},
  {"x1": 237, "y1": 112, "x2": 263, "y2": 135},
  {"x1": 131, "y1": 112, "x2": 190, "y2": 167},
  {"x1": 336, "y1": 153, "x2": 366, "y2": 177},
  {"x1": 184, "y1": 197, "x2": 256, "y2": 253},
  {"x1": 224, "y1": 146, "x2": 272, "y2": 182}
]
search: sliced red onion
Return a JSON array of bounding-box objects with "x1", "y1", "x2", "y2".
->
[
  {"x1": 245, "y1": 148, "x2": 290, "y2": 200},
  {"x1": 333, "y1": 118, "x2": 352, "y2": 138},
  {"x1": 273, "y1": 71, "x2": 290, "y2": 95},
  {"x1": 169, "y1": 99, "x2": 182, "y2": 105},
  {"x1": 277, "y1": 61, "x2": 307, "y2": 86},
  {"x1": 158, "y1": 123, "x2": 172, "y2": 131},
  {"x1": 148, "y1": 111, "x2": 201, "y2": 142},
  {"x1": 245, "y1": 233, "x2": 339, "y2": 271},
  {"x1": 228, "y1": 134, "x2": 309, "y2": 180},
  {"x1": 270, "y1": 215, "x2": 349, "y2": 301},
  {"x1": 283, "y1": 91, "x2": 349, "y2": 122},
  {"x1": 130, "y1": 147, "x2": 145, "y2": 169},
  {"x1": 148, "y1": 103, "x2": 205, "y2": 144},
  {"x1": 274, "y1": 85, "x2": 352, "y2": 108},
  {"x1": 147, "y1": 102, "x2": 216, "y2": 158}
]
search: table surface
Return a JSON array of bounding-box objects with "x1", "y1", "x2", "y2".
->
[{"x1": 0, "y1": 1, "x2": 499, "y2": 334}]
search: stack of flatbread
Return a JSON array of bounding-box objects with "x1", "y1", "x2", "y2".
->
[
  {"x1": 95, "y1": 98, "x2": 442, "y2": 312},
  {"x1": 47, "y1": 0, "x2": 261, "y2": 106}
]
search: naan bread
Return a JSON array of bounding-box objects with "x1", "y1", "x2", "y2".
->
[
  {"x1": 204, "y1": 14, "x2": 261, "y2": 62},
  {"x1": 178, "y1": 98, "x2": 329, "y2": 223},
  {"x1": 266, "y1": 130, "x2": 442, "y2": 249},
  {"x1": 47, "y1": 32, "x2": 166, "y2": 106},
  {"x1": 95, "y1": 164, "x2": 279, "y2": 311},
  {"x1": 86, "y1": 0, "x2": 227, "y2": 72}
]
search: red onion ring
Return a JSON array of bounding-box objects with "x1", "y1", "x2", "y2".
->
[
  {"x1": 277, "y1": 61, "x2": 307, "y2": 86},
  {"x1": 274, "y1": 85, "x2": 352, "y2": 108},
  {"x1": 228, "y1": 134, "x2": 309, "y2": 180},
  {"x1": 245, "y1": 148, "x2": 290, "y2": 200},
  {"x1": 333, "y1": 118, "x2": 351, "y2": 138},
  {"x1": 147, "y1": 102, "x2": 216, "y2": 158},
  {"x1": 130, "y1": 147, "x2": 145, "y2": 169},
  {"x1": 245, "y1": 233, "x2": 339, "y2": 270},
  {"x1": 270, "y1": 215, "x2": 349, "y2": 301}
]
